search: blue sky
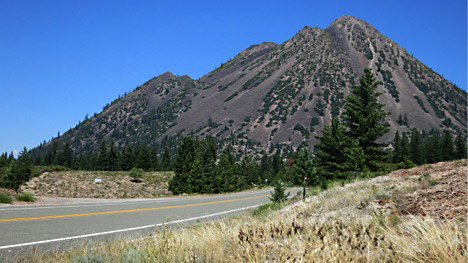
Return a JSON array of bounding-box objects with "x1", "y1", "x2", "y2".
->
[{"x1": 0, "y1": 0, "x2": 466, "y2": 154}]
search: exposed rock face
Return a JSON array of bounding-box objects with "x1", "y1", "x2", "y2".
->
[{"x1": 34, "y1": 16, "x2": 467, "y2": 155}]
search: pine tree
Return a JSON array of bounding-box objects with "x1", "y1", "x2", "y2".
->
[
  {"x1": 409, "y1": 129, "x2": 424, "y2": 164},
  {"x1": 160, "y1": 147, "x2": 171, "y2": 171},
  {"x1": 425, "y1": 131, "x2": 442, "y2": 163},
  {"x1": 136, "y1": 146, "x2": 151, "y2": 171},
  {"x1": 0, "y1": 152, "x2": 8, "y2": 168},
  {"x1": 108, "y1": 143, "x2": 119, "y2": 171},
  {"x1": 342, "y1": 68, "x2": 390, "y2": 170},
  {"x1": 44, "y1": 142, "x2": 58, "y2": 165},
  {"x1": 441, "y1": 130, "x2": 455, "y2": 161},
  {"x1": 97, "y1": 141, "x2": 110, "y2": 171},
  {"x1": 188, "y1": 148, "x2": 205, "y2": 193},
  {"x1": 201, "y1": 137, "x2": 217, "y2": 191},
  {"x1": 119, "y1": 145, "x2": 135, "y2": 171},
  {"x1": 294, "y1": 148, "x2": 317, "y2": 185},
  {"x1": 259, "y1": 154, "x2": 273, "y2": 185},
  {"x1": 240, "y1": 157, "x2": 259, "y2": 187},
  {"x1": 216, "y1": 149, "x2": 237, "y2": 192},
  {"x1": 271, "y1": 150, "x2": 283, "y2": 180},
  {"x1": 400, "y1": 133, "x2": 410, "y2": 161},
  {"x1": 150, "y1": 148, "x2": 159, "y2": 171},
  {"x1": 3, "y1": 147, "x2": 32, "y2": 192},
  {"x1": 397, "y1": 114, "x2": 403, "y2": 125},
  {"x1": 270, "y1": 180, "x2": 290, "y2": 203},
  {"x1": 314, "y1": 118, "x2": 364, "y2": 180},
  {"x1": 455, "y1": 132, "x2": 467, "y2": 159},
  {"x1": 58, "y1": 142, "x2": 72, "y2": 167},
  {"x1": 392, "y1": 131, "x2": 402, "y2": 163},
  {"x1": 168, "y1": 137, "x2": 197, "y2": 194}
]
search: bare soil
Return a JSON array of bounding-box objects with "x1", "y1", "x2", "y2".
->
[{"x1": 389, "y1": 160, "x2": 467, "y2": 219}]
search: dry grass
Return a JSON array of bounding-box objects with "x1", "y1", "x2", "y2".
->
[
  {"x1": 22, "y1": 161, "x2": 467, "y2": 262},
  {"x1": 21, "y1": 171, "x2": 174, "y2": 198}
]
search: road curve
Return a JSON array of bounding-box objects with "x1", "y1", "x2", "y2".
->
[{"x1": 0, "y1": 188, "x2": 299, "y2": 259}]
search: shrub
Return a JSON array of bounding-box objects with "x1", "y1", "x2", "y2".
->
[
  {"x1": 129, "y1": 168, "x2": 144, "y2": 181},
  {"x1": 31, "y1": 165, "x2": 68, "y2": 177},
  {"x1": 0, "y1": 192, "x2": 12, "y2": 204},
  {"x1": 320, "y1": 180, "x2": 329, "y2": 190},
  {"x1": 404, "y1": 160, "x2": 416, "y2": 168},
  {"x1": 16, "y1": 192, "x2": 35, "y2": 202},
  {"x1": 270, "y1": 181, "x2": 290, "y2": 203},
  {"x1": 420, "y1": 173, "x2": 437, "y2": 186}
]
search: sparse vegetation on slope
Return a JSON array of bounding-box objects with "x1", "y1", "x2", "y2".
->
[
  {"x1": 21, "y1": 170, "x2": 173, "y2": 198},
  {"x1": 27, "y1": 15, "x2": 466, "y2": 160}
]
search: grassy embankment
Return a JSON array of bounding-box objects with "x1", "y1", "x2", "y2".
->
[
  {"x1": 21, "y1": 168, "x2": 174, "y2": 199},
  {"x1": 23, "y1": 160, "x2": 467, "y2": 262}
]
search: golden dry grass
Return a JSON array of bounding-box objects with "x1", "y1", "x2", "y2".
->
[{"x1": 22, "y1": 161, "x2": 467, "y2": 262}]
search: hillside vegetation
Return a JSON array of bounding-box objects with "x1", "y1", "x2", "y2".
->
[
  {"x1": 21, "y1": 170, "x2": 173, "y2": 198},
  {"x1": 31, "y1": 15, "x2": 466, "y2": 159},
  {"x1": 26, "y1": 160, "x2": 467, "y2": 262}
]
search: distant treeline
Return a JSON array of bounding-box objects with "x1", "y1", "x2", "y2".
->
[
  {"x1": 391, "y1": 129, "x2": 466, "y2": 165},
  {"x1": 29, "y1": 140, "x2": 174, "y2": 172},
  {"x1": 1, "y1": 69, "x2": 466, "y2": 194}
]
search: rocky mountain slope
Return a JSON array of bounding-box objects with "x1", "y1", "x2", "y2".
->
[{"x1": 33, "y1": 15, "x2": 467, "y2": 156}]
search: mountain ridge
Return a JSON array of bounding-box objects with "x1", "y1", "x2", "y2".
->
[{"x1": 32, "y1": 15, "x2": 467, "y2": 157}]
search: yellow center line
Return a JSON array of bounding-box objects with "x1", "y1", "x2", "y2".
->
[{"x1": 0, "y1": 194, "x2": 269, "y2": 223}]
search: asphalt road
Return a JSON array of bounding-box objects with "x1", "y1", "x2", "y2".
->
[{"x1": 0, "y1": 188, "x2": 300, "y2": 259}]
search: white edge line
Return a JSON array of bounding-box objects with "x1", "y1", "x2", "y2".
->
[
  {"x1": 0, "y1": 202, "x2": 269, "y2": 250},
  {"x1": 0, "y1": 190, "x2": 272, "y2": 211}
]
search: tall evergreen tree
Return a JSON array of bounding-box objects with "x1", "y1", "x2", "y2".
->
[
  {"x1": 119, "y1": 145, "x2": 135, "y2": 171},
  {"x1": 3, "y1": 147, "x2": 32, "y2": 191},
  {"x1": 44, "y1": 142, "x2": 58, "y2": 165},
  {"x1": 217, "y1": 148, "x2": 238, "y2": 192},
  {"x1": 168, "y1": 137, "x2": 197, "y2": 194},
  {"x1": 441, "y1": 130, "x2": 455, "y2": 161},
  {"x1": 201, "y1": 137, "x2": 217, "y2": 192},
  {"x1": 294, "y1": 148, "x2": 317, "y2": 185},
  {"x1": 409, "y1": 129, "x2": 424, "y2": 164},
  {"x1": 108, "y1": 143, "x2": 119, "y2": 171},
  {"x1": 342, "y1": 68, "x2": 390, "y2": 170},
  {"x1": 0, "y1": 152, "x2": 8, "y2": 168},
  {"x1": 240, "y1": 157, "x2": 259, "y2": 187},
  {"x1": 314, "y1": 118, "x2": 365, "y2": 180},
  {"x1": 160, "y1": 147, "x2": 172, "y2": 171},
  {"x1": 58, "y1": 142, "x2": 72, "y2": 167},
  {"x1": 271, "y1": 150, "x2": 283, "y2": 179},
  {"x1": 97, "y1": 141, "x2": 110, "y2": 171},
  {"x1": 188, "y1": 148, "x2": 206, "y2": 193},
  {"x1": 455, "y1": 132, "x2": 467, "y2": 159},
  {"x1": 258, "y1": 154, "x2": 273, "y2": 185},
  {"x1": 425, "y1": 131, "x2": 442, "y2": 163},
  {"x1": 400, "y1": 133, "x2": 410, "y2": 161},
  {"x1": 392, "y1": 131, "x2": 402, "y2": 163},
  {"x1": 136, "y1": 146, "x2": 151, "y2": 171}
]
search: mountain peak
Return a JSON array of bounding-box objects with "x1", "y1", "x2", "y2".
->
[
  {"x1": 327, "y1": 15, "x2": 375, "y2": 30},
  {"x1": 34, "y1": 17, "x2": 467, "y2": 157},
  {"x1": 161, "y1": 71, "x2": 176, "y2": 78}
]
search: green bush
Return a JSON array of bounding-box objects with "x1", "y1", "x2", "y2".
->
[
  {"x1": 129, "y1": 168, "x2": 144, "y2": 181},
  {"x1": 31, "y1": 165, "x2": 69, "y2": 177},
  {"x1": 270, "y1": 181, "x2": 290, "y2": 203},
  {"x1": 0, "y1": 193, "x2": 12, "y2": 204},
  {"x1": 16, "y1": 192, "x2": 35, "y2": 202},
  {"x1": 421, "y1": 173, "x2": 437, "y2": 186},
  {"x1": 252, "y1": 202, "x2": 285, "y2": 217},
  {"x1": 404, "y1": 160, "x2": 416, "y2": 169}
]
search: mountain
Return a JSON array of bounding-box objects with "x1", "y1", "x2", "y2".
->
[{"x1": 32, "y1": 15, "x2": 467, "y2": 157}]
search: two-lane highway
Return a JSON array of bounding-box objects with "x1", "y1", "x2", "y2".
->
[{"x1": 0, "y1": 189, "x2": 296, "y2": 258}]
